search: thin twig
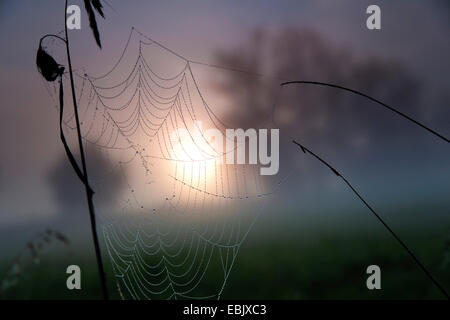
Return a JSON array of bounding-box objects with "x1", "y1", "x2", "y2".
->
[
  {"x1": 282, "y1": 81, "x2": 449, "y2": 143},
  {"x1": 292, "y1": 139, "x2": 449, "y2": 299}
]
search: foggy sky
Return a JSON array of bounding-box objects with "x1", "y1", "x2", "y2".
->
[{"x1": 0, "y1": 0, "x2": 449, "y2": 226}]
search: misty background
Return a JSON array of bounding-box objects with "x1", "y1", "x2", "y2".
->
[{"x1": 0, "y1": 0, "x2": 449, "y2": 299}]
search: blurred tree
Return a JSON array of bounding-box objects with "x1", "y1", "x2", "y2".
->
[
  {"x1": 47, "y1": 147, "x2": 125, "y2": 217},
  {"x1": 215, "y1": 28, "x2": 423, "y2": 149},
  {"x1": 213, "y1": 28, "x2": 430, "y2": 186}
]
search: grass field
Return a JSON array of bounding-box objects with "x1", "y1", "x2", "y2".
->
[{"x1": 1, "y1": 202, "x2": 449, "y2": 300}]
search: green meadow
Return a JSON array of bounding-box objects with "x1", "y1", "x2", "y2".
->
[{"x1": 1, "y1": 201, "x2": 449, "y2": 300}]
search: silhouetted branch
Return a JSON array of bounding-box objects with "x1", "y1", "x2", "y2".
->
[
  {"x1": 282, "y1": 81, "x2": 449, "y2": 143},
  {"x1": 292, "y1": 139, "x2": 449, "y2": 299},
  {"x1": 58, "y1": 77, "x2": 94, "y2": 194},
  {"x1": 64, "y1": 0, "x2": 109, "y2": 299}
]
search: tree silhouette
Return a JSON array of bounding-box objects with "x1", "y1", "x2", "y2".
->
[{"x1": 214, "y1": 28, "x2": 448, "y2": 187}]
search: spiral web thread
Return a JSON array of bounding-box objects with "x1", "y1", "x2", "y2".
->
[{"x1": 42, "y1": 28, "x2": 278, "y2": 300}]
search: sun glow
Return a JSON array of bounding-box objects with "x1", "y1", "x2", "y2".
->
[{"x1": 169, "y1": 122, "x2": 219, "y2": 188}]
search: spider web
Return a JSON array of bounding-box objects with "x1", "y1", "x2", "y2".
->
[{"x1": 42, "y1": 28, "x2": 279, "y2": 300}]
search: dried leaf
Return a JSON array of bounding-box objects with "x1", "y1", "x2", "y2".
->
[
  {"x1": 84, "y1": 0, "x2": 102, "y2": 48},
  {"x1": 92, "y1": 0, "x2": 105, "y2": 18},
  {"x1": 36, "y1": 44, "x2": 64, "y2": 82}
]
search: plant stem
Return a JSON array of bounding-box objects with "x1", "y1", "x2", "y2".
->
[
  {"x1": 292, "y1": 139, "x2": 449, "y2": 300},
  {"x1": 281, "y1": 81, "x2": 449, "y2": 143},
  {"x1": 64, "y1": 0, "x2": 109, "y2": 300}
]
